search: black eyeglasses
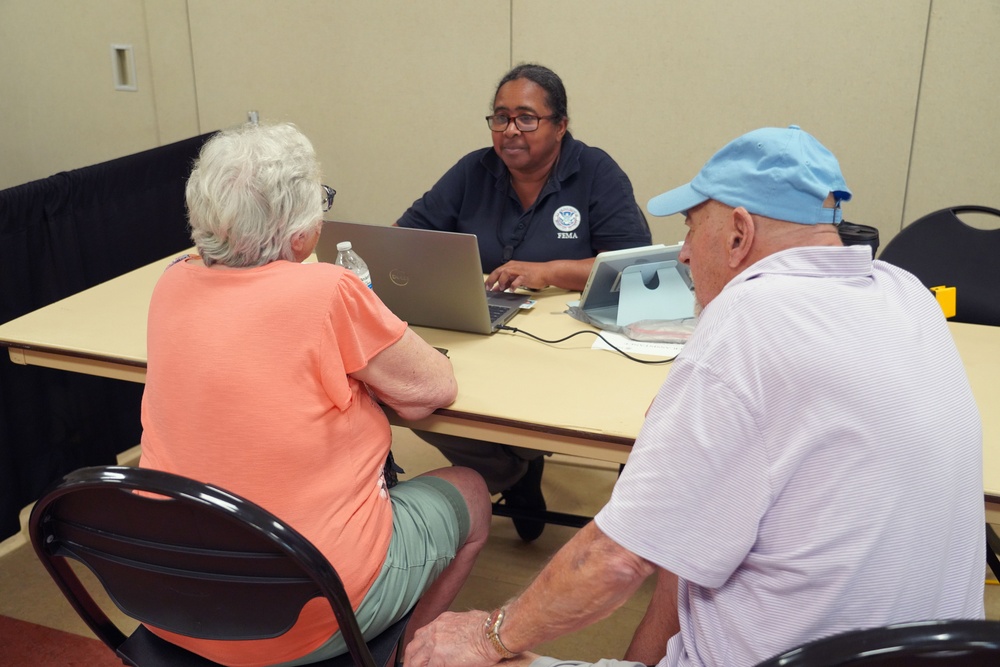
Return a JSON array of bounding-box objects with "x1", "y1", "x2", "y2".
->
[
  {"x1": 485, "y1": 113, "x2": 560, "y2": 132},
  {"x1": 321, "y1": 184, "x2": 336, "y2": 212}
]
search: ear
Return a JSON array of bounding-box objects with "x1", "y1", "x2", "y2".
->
[
  {"x1": 290, "y1": 230, "x2": 308, "y2": 255},
  {"x1": 555, "y1": 117, "x2": 568, "y2": 141},
  {"x1": 727, "y1": 207, "x2": 755, "y2": 268}
]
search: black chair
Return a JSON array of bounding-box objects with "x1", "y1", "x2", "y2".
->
[
  {"x1": 988, "y1": 523, "x2": 1000, "y2": 583},
  {"x1": 28, "y1": 465, "x2": 411, "y2": 667},
  {"x1": 878, "y1": 205, "x2": 1000, "y2": 326},
  {"x1": 753, "y1": 619, "x2": 1000, "y2": 666}
]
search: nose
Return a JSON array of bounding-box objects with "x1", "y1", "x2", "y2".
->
[
  {"x1": 504, "y1": 121, "x2": 521, "y2": 137},
  {"x1": 678, "y1": 241, "x2": 691, "y2": 265}
]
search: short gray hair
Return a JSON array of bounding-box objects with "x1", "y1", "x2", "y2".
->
[{"x1": 186, "y1": 122, "x2": 323, "y2": 267}]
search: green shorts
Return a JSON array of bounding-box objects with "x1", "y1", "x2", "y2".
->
[{"x1": 276, "y1": 475, "x2": 470, "y2": 666}]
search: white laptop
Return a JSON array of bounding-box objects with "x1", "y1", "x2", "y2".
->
[{"x1": 316, "y1": 221, "x2": 530, "y2": 334}]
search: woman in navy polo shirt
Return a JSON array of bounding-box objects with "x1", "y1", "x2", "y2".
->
[
  {"x1": 397, "y1": 63, "x2": 650, "y2": 293},
  {"x1": 396, "y1": 64, "x2": 651, "y2": 541}
]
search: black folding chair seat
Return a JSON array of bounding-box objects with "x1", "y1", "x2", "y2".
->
[
  {"x1": 29, "y1": 465, "x2": 410, "y2": 667},
  {"x1": 753, "y1": 619, "x2": 1000, "y2": 666}
]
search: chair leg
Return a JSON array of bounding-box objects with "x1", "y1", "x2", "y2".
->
[
  {"x1": 392, "y1": 632, "x2": 405, "y2": 667},
  {"x1": 986, "y1": 524, "x2": 1000, "y2": 582}
]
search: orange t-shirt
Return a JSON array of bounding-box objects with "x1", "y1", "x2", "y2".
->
[{"x1": 138, "y1": 258, "x2": 407, "y2": 666}]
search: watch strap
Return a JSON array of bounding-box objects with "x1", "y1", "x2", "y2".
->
[{"x1": 484, "y1": 607, "x2": 517, "y2": 659}]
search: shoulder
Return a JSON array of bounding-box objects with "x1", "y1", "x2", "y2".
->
[
  {"x1": 229, "y1": 260, "x2": 351, "y2": 301},
  {"x1": 275, "y1": 262, "x2": 399, "y2": 329},
  {"x1": 562, "y1": 134, "x2": 623, "y2": 170},
  {"x1": 556, "y1": 134, "x2": 634, "y2": 192},
  {"x1": 260, "y1": 258, "x2": 343, "y2": 280},
  {"x1": 450, "y1": 145, "x2": 500, "y2": 174},
  {"x1": 255, "y1": 262, "x2": 351, "y2": 307},
  {"x1": 423, "y1": 145, "x2": 503, "y2": 193}
]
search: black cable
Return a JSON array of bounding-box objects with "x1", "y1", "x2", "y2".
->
[{"x1": 498, "y1": 325, "x2": 678, "y2": 364}]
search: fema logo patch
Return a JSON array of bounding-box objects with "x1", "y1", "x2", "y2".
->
[{"x1": 553, "y1": 206, "x2": 581, "y2": 234}]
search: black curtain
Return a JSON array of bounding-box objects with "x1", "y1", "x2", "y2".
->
[{"x1": 0, "y1": 132, "x2": 214, "y2": 540}]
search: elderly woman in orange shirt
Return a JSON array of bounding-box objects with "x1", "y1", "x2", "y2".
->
[{"x1": 138, "y1": 121, "x2": 490, "y2": 667}]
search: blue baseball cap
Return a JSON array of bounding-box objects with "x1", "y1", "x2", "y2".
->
[{"x1": 647, "y1": 125, "x2": 852, "y2": 224}]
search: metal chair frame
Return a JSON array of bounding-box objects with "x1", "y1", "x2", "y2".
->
[{"x1": 29, "y1": 465, "x2": 409, "y2": 667}]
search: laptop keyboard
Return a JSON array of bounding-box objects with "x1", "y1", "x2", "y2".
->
[{"x1": 488, "y1": 303, "x2": 510, "y2": 323}]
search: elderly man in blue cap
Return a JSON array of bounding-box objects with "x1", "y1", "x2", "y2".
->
[{"x1": 403, "y1": 126, "x2": 984, "y2": 667}]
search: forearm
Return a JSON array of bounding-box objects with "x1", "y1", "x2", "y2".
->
[
  {"x1": 624, "y1": 568, "x2": 679, "y2": 664},
  {"x1": 376, "y1": 376, "x2": 455, "y2": 420},
  {"x1": 540, "y1": 258, "x2": 595, "y2": 292},
  {"x1": 352, "y1": 328, "x2": 457, "y2": 420},
  {"x1": 498, "y1": 522, "x2": 655, "y2": 652}
]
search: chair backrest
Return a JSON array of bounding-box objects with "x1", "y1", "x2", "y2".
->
[
  {"x1": 28, "y1": 465, "x2": 378, "y2": 667},
  {"x1": 753, "y1": 619, "x2": 1000, "y2": 666},
  {"x1": 879, "y1": 205, "x2": 1000, "y2": 326}
]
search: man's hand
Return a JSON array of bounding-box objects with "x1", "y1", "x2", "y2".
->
[
  {"x1": 404, "y1": 610, "x2": 500, "y2": 667},
  {"x1": 405, "y1": 523, "x2": 654, "y2": 667}
]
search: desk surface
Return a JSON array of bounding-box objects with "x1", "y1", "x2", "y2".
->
[
  {"x1": 0, "y1": 253, "x2": 670, "y2": 463},
  {"x1": 2, "y1": 252, "x2": 998, "y2": 505}
]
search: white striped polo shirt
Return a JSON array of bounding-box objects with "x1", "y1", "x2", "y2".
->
[{"x1": 596, "y1": 245, "x2": 984, "y2": 667}]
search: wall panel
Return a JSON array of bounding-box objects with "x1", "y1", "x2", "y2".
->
[
  {"x1": 187, "y1": 0, "x2": 510, "y2": 226},
  {"x1": 512, "y1": 0, "x2": 930, "y2": 247},
  {"x1": 906, "y1": 0, "x2": 1000, "y2": 227},
  {"x1": 0, "y1": 1, "x2": 162, "y2": 188},
  {"x1": 145, "y1": 0, "x2": 200, "y2": 145},
  {"x1": 2, "y1": 1, "x2": 998, "y2": 248}
]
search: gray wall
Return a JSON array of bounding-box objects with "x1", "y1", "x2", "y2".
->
[{"x1": 2, "y1": 0, "x2": 998, "y2": 250}]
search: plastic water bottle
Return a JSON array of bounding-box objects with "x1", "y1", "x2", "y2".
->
[{"x1": 334, "y1": 241, "x2": 372, "y2": 289}]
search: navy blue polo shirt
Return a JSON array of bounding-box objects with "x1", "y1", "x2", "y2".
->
[{"x1": 396, "y1": 133, "x2": 651, "y2": 273}]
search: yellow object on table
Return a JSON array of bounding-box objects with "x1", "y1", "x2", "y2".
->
[{"x1": 931, "y1": 285, "x2": 956, "y2": 318}]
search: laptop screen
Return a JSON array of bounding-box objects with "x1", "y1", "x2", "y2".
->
[{"x1": 316, "y1": 221, "x2": 527, "y2": 334}]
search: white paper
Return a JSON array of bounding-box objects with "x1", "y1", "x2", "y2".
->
[{"x1": 591, "y1": 331, "x2": 684, "y2": 358}]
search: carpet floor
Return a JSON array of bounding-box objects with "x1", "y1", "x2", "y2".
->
[{"x1": 0, "y1": 613, "x2": 124, "y2": 666}]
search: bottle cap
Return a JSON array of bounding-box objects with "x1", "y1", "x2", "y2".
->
[{"x1": 336, "y1": 241, "x2": 352, "y2": 252}]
